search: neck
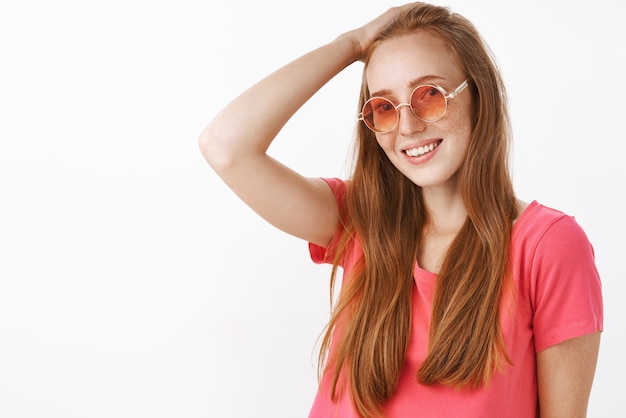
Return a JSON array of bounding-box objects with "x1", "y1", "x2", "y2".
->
[
  {"x1": 421, "y1": 183, "x2": 467, "y2": 234},
  {"x1": 417, "y1": 184, "x2": 467, "y2": 273}
]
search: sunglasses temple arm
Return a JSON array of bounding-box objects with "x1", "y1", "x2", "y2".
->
[{"x1": 447, "y1": 79, "x2": 469, "y2": 99}]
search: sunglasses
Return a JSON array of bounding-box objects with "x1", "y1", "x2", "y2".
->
[{"x1": 358, "y1": 79, "x2": 469, "y2": 133}]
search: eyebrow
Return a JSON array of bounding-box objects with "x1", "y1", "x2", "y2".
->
[{"x1": 369, "y1": 74, "x2": 449, "y2": 98}]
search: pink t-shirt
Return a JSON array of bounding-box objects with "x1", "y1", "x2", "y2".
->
[{"x1": 308, "y1": 178, "x2": 603, "y2": 417}]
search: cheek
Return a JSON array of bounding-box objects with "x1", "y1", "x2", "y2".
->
[
  {"x1": 374, "y1": 133, "x2": 394, "y2": 151},
  {"x1": 448, "y1": 93, "x2": 471, "y2": 120},
  {"x1": 445, "y1": 99, "x2": 474, "y2": 142}
]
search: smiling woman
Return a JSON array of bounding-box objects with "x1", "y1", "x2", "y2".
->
[
  {"x1": 0, "y1": 0, "x2": 621, "y2": 417},
  {"x1": 198, "y1": 2, "x2": 603, "y2": 417},
  {"x1": 363, "y1": 32, "x2": 474, "y2": 191}
]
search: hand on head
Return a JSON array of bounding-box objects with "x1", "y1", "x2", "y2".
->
[{"x1": 343, "y1": 2, "x2": 424, "y2": 61}]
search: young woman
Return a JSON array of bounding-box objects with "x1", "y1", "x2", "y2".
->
[{"x1": 199, "y1": 3, "x2": 603, "y2": 417}]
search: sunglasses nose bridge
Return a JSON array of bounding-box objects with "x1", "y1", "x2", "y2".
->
[
  {"x1": 394, "y1": 102, "x2": 428, "y2": 132},
  {"x1": 396, "y1": 101, "x2": 422, "y2": 123},
  {"x1": 395, "y1": 102, "x2": 414, "y2": 118}
]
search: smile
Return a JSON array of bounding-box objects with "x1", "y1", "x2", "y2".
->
[{"x1": 404, "y1": 140, "x2": 441, "y2": 157}]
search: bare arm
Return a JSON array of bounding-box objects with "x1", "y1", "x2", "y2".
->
[
  {"x1": 198, "y1": 5, "x2": 416, "y2": 246},
  {"x1": 537, "y1": 332, "x2": 601, "y2": 417}
]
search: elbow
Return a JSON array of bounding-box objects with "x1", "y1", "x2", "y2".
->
[
  {"x1": 197, "y1": 126, "x2": 215, "y2": 166},
  {"x1": 199, "y1": 114, "x2": 270, "y2": 177},
  {"x1": 198, "y1": 125, "x2": 236, "y2": 174}
]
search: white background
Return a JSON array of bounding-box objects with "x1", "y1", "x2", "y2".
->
[{"x1": 1, "y1": 0, "x2": 624, "y2": 416}]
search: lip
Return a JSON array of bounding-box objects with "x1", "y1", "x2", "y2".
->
[{"x1": 400, "y1": 139, "x2": 442, "y2": 164}]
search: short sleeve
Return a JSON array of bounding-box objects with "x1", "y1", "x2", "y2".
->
[
  {"x1": 530, "y1": 215, "x2": 603, "y2": 352},
  {"x1": 309, "y1": 178, "x2": 346, "y2": 265}
]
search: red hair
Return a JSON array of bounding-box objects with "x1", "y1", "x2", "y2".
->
[{"x1": 318, "y1": 3, "x2": 517, "y2": 417}]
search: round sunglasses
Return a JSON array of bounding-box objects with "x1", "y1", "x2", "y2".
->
[{"x1": 358, "y1": 79, "x2": 469, "y2": 133}]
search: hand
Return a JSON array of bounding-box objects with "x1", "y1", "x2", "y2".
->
[{"x1": 340, "y1": 2, "x2": 423, "y2": 61}]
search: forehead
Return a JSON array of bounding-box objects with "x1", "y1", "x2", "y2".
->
[{"x1": 366, "y1": 31, "x2": 463, "y2": 93}]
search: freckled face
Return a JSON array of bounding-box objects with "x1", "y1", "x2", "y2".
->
[{"x1": 365, "y1": 31, "x2": 473, "y2": 190}]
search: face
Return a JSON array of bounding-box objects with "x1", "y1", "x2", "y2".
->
[{"x1": 365, "y1": 31, "x2": 473, "y2": 191}]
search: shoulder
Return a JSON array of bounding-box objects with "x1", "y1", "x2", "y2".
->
[
  {"x1": 511, "y1": 203, "x2": 604, "y2": 352},
  {"x1": 513, "y1": 201, "x2": 592, "y2": 253},
  {"x1": 320, "y1": 177, "x2": 348, "y2": 203},
  {"x1": 511, "y1": 201, "x2": 600, "y2": 311},
  {"x1": 309, "y1": 178, "x2": 357, "y2": 265}
]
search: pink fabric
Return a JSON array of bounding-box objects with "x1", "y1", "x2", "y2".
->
[{"x1": 308, "y1": 178, "x2": 603, "y2": 418}]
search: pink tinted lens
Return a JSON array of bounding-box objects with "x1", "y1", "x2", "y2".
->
[
  {"x1": 362, "y1": 98, "x2": 398, "y2": 133},
  {"x1": 411, "y1": 85, "x2": 446, "y2": 121}
]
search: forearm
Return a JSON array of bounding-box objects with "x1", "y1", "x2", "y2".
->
[{"x1": 199, "y1": 33, "x2": 360, "y2": 171}]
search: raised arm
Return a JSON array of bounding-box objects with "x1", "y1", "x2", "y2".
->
[{"x1": 198, "y1": 5, "x2": 415, "y2": 246}]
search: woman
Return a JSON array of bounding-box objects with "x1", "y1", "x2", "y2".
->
[{"x1": 199, "y1": 3, "x2": 603, "y2": 417}]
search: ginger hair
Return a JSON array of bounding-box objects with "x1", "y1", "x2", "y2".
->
[{"x1": 318, "y1": 3, "x2": 517, "y2": 417}]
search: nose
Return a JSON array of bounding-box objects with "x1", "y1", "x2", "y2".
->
[{"x1": 396, "y1": 103, "x2": 426, "y2": 135}]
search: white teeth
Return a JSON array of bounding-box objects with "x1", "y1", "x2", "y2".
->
[{"x1": 405, "y1": 142, "x2": 438, "y2": 157}]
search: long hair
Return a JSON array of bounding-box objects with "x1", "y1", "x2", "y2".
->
[{"x1": 317, "y1": 3, "x2": 518, "y2": 417}]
